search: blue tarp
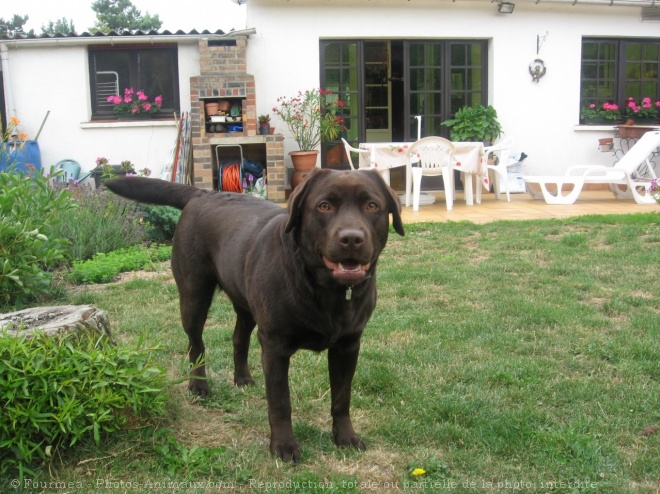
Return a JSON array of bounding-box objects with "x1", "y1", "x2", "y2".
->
[{"x1": 0, "y1": 140, "x2": 42, "y2": 173}]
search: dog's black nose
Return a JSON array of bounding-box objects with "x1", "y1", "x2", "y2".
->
[{"x1": 339, "y1": 229, "x2": 365, "y2": 249}]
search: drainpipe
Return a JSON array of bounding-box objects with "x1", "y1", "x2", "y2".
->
[{"x1": 0, "y1": 44, "x2": 16, "y2": 119}]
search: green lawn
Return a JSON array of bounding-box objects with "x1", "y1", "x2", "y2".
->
[{"x1": 25, "y1": 213, "x2": 660, "y2": 493}]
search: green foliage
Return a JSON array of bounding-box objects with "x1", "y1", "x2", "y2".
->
[
  {"x1": 90, "y1": 0, "x2": 162, "y2": 33},
  {"x1": 0, "y1": 331, "x2": 168, "y2": 477},
  {"x1": 68, "y1": 243, "x2": 172, "y2": 284},
  {"x1": 140, "y1": 204, "x2": 181, "y2": 242},
  {"x1": 152, "y1": 430, "x2": 227, "y2": 476},
  {"x1": 441, "y1": 104, "x2": 503, "y2": 143},
  {"x1": 0, "y1": 170, "x2": 74, "y2": 309},
  {"x1": 40, "y1": 17, "x2": 77, "y2": 35},
  {"x1": 49, "y1": 182, "x2": 146, "y2": 261},
  {"x1": 0, "y1": 14, "x2": 33, "y2": 37}
]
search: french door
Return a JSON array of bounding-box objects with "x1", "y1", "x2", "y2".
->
[{"x1": 320, "y1": 39, "x2": 488, "y2": 167}]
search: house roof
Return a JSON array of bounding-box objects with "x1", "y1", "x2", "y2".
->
[{"x1": 0, "y1": 28, "x2": 256, "y2": 44}]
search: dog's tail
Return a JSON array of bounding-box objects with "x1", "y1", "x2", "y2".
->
[{"x1": 104, "y1": 177, "x2": 207, "y2": 210}]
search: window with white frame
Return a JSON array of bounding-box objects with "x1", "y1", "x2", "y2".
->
[{"x1": 88, "y1": 44, "x2": 180, "y2": 120}]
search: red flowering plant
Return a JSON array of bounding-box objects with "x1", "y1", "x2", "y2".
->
[
  {"x1": 107, "y1": 88, "x2": 163, "y2": 116},
  {"x1": 272, "y1": 88, "x2": 345, "y2": 151},
  {"x1": 580, "y1": 102, "x2": 621, "y2": 122},
  {"x1": 624, "y1": 96, "x2": 660, "y2": 120}
]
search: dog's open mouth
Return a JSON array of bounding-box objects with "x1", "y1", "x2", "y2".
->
[{"x1": 322, "y1": 257, "x2": 370, "y2": 284}]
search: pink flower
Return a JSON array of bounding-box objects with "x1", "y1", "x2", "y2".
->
[
  {"x1": 589, "y1": 103, "x2": 596, "y2": 109},
  {"x1": 142, "y1": 103, "x2": 152, "y2": 111},
  {"x1": 137, "y1": 91, "x2": 148, "y2": 101}
]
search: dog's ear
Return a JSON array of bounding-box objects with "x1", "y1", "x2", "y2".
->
[
  {"x1": 284, "y1": 168, "x2": 323, "y2": 233},
  {"x1": 367, "y1": 170, "x2": 404, "y2": 236}
]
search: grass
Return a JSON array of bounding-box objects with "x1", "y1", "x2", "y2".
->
[{"x1": 24, "y1": 212, "x2": 660, "y2": 493}]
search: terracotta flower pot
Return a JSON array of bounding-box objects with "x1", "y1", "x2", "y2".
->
[{"x1": 290, "y1": 150, "x2": 319, "y2": 189}]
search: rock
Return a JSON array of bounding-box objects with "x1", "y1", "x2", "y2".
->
[{"x1": 0, "y1": 305, "x2": 111, "y2": 339}]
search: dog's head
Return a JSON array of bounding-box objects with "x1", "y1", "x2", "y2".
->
[{"x1": 285, "y1": 168, "x2": 404, "y2": 288}]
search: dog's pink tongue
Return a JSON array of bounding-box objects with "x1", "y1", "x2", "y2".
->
[{"x1": 323, "y1": 257, "x2": 369, "y2": 284}]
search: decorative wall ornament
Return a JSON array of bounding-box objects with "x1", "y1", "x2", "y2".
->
[{"x1": 529, "y1": 59, "x2": 546, "y2": 83}]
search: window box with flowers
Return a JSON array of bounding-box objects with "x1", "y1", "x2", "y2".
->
[
  {"x1": 624, "y1": 97, "x2": 660, "y2": 124},
  {"x1": 107, "y1": 88, "x2": 163, "y2": 119},
  {"x1": 580, "y1": 102, "x2": 622, "y2": 125}
]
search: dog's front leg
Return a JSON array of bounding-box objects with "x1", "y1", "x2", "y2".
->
[
  {"x1": 259, "y1": 338, "x2": 300, "y2": 462},
  {"x1": 328, "y1": 337, "x2": 366, "y2": 451}
]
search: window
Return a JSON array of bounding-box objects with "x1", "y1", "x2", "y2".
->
[
  {"x1": 88, "y1": 44, "x2": 180, "y2": 120},
  {"x1": 580, "y1": 38, "x2": 660, "y2": 122}
]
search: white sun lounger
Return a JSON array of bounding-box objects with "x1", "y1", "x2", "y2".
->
[{"x1": 523, "y1": 130, "x2": 660, "y2": 205}]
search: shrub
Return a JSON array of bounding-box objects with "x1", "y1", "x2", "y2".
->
[
  {"x1": 0, "y1": 330, "x2": 168, "y2": 478},
  {"x1": 0, "y1": 169, "x2": 73, "y2": 309},
  {"x1": 140, "y1": 204, "x2": 181, "y2": 242},
  {"x1": 68, "y1": 243, "x2": 172, "y2": 284},
  {"x1": 49, "y1": 182, "x2": 146, "y2": 261}
]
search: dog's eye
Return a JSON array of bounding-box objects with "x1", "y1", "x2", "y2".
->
[
  {"x1": 318, "y1": 201, "x2": 332, "y2": 212},
  {"x1": 366, "y1": 201, "x2": 379, "y2": 212}
]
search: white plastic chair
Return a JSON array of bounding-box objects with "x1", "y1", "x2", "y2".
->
[
  {"x1": 406, "y1": 136, "x2": 456, "y2": 211},
  {"x1": 341, "y1": 138, "x2": 370, "y2": 170},
  {"x1": 483, "y1": 136, "x2": 517, "y2": 202}
]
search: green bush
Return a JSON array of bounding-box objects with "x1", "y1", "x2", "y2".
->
[
  {"x1": 0, "y1": 330, "x2": 168, "y2": 478},
  {"x1": 140, "y1": 204, "x2": 181, "y2": 242},
  {"x1": 49, "y1": 182, "x2": 146, "y2": 261},
  {"x1": 0, "y1": 169, "x2": 73, "y2": 309},
  {"x1": 68, "y1": 243, "x2": 172, "y2": 284}
]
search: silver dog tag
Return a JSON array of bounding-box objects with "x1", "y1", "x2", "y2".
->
[{"x1": 346, "y1": 286, "x2": 352, "y2": 300}]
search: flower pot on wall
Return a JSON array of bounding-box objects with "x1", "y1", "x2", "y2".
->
[
  {"x1": 290, "y1": 150, "x2": 319, "y2": 190},
  {"x1": 90, "y1": 165, "x2": 130, "y2": 188}
]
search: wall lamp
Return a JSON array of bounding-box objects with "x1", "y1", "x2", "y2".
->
[{"x1": 498, "y1": 2, "x2": 515, "y2": 13}]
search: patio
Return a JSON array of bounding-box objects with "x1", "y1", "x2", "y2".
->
[{"x1": 398, "y1": 189, "x2": 657, "y2": 224}]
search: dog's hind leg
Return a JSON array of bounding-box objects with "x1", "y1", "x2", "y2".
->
[
  {"x1": 179, "y1": 279, "x2": 216, "y2": 397},
  {"x1": 232, "y1": 305, "x2": 256, "y2": 386}
]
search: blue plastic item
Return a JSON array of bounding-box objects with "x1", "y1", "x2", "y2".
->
[{"x1": 0, "y1": 140, "x2": 42, "y2": 173}]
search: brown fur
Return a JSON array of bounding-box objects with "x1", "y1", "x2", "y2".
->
[{"x1": 104, "y1": 168, "x2": 404, "y2": 461}]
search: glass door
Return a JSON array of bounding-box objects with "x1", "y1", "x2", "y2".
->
[
  {"x1": 364, "y1": 41, "x2": 392, "y2": 143},
  {"x1": 320, "y1": 41, "x2": 360, "y2": 167},
  {"x1": 404, "y1": 40, "x2": 488, "y2": 140}
]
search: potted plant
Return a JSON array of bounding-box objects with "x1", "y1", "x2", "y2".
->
[
  {"x1": 258, "y1": 114, "x2": 271, "y2": 135},
  {"x1": 107, "y1": 88, "x2": 163, "y2": 119},
  {"x1": 90, "y1": 157, "x2": 136, "y2": 188},
  {"x1": 273, "y1": 88, "x2": 345, "y2": 188},
  {"x1": 441, "y1": 105, "x2": 502, "y2": 144},
  {"x1": 581, "y1": 102, "x2": 622, "y2": 125}
]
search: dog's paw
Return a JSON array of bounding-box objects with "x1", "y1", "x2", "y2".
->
[
  {"x1": 270, "y1": 438, "x2": 301, "y2": 463},
  {"x1": 333, "y1": 429, "x2": 367, "y2": 451},
  {"x1": 234, "y1": 374, "x2": 255, "y2": 387},
  {"x1": 188, "y1": 379, "x2": 210, "y2": 397}
]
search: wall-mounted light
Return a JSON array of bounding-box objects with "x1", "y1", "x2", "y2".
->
[{"x1": 498, "y1": 2, "x2": 515, "y2": 13}]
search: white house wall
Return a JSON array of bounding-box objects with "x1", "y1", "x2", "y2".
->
[
  {"x1": 4, "y1": 41, "x2": 200, "y2": 178},
  {"x1": 246, "y1": 0, "x2": 660, "y2": 176}
]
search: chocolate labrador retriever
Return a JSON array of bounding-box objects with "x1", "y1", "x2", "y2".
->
[{"x1": 105, "y1": 168, "x2": 404, "y2": 461}]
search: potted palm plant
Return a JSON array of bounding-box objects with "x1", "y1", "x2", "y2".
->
[{"x1": 441, "y1": 104, "x2": 502, "y2": 145}]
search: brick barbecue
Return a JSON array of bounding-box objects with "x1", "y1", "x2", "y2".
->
[{"x1": 190, "y1": 38, "x2": 285, "y2": 202}]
